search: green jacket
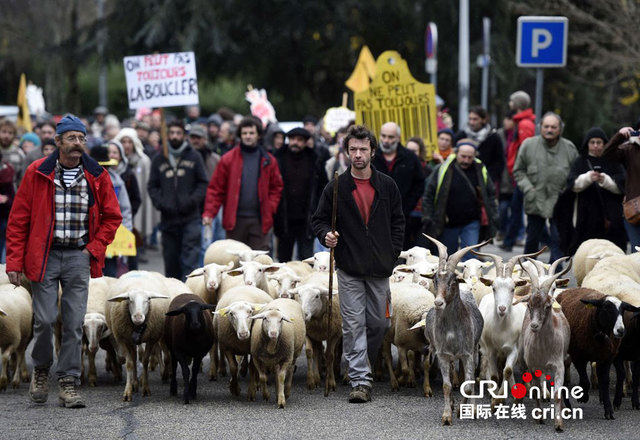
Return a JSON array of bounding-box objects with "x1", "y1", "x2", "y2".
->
[
  {"x1": 513, "y1": 135, "x2": 578, "y2": 218},
  {"x1": 422, "y1": 154, "x2": 499, "y2": 239}
]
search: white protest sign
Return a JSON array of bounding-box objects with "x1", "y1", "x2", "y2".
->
[
  {"x1": 123, "y1": 52, "x2": 199, "y2": 109},
  {"x1": 323, "y1": 106, "x2": 355, "y2": 136}
]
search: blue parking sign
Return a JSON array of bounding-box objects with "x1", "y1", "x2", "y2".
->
[{"x1": 517, "y1": 17, "x2": 568, "y2": 67}]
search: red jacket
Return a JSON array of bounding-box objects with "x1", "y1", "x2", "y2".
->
[
  {"x1": 507, "y1": 108, "x2": 536, "y2": 175},
  {"x1": 6, "y1": 151, "x2": 122, "y2": 282},
  {"x1": 203, "y1": 145, "x2": 283, "y2": 234}
]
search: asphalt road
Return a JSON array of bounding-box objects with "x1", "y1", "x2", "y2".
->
[{"x1": 1, "y1": 243, "x2": 637, "y2": 440}]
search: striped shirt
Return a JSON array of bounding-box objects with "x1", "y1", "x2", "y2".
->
[{"x1": 52, "y1": 162, "x2": 89, "y2": 248}]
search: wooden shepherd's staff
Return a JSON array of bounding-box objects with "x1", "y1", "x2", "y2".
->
[{"x1": 325, "y1": 171, "x2": 339, "y2": 397}]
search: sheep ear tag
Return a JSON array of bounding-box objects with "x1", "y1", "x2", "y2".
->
[
  {"x1": 218, "y1": 307, "x2": 229, "y2": 317},
  {"x1": 552, "y1": 300, "x2": 562, "y2": 310},
  {"x1": 583, "y1": 303, "x2": 595, "y2": 309},
  {"x1": 409, "y1": 319, "x2": 426, "y2": 331},
  {"x1": 252, "y1": 304, "x2": 265, "y2": 312}
]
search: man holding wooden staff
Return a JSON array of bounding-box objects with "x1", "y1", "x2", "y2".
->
[{"x1": 312, "y1": 125, "x2": 405, "y2": 403}]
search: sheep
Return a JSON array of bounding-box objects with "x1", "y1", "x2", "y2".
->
[
  {"x1": 556, "y1": 288, "x2": 638, "y2": 420},
  {"x1": 249, "y1": 298, "x2": 306, "y2": 408},
  {"x1": 516, "y1": 257, "x2": 572, "y2": 432},
  {"x1": 105, "y1": 272, "x2": 170, "y2": 401},
  {"x1": 613, "y1": 310, "x2": 640, "y2": 410},
  {"x1": 471, "y1": 249, "x2": 543, "y2": 409},
  {"x1": 456, "y1": 258, "x2": 496, "y2": 280},
  {"x1": 288, "y1": 283, "x2": 342, "y2": 394},
  {"x1": 421, "y1": 235, "x2": 488, "y2": 426},
  {"x1": 384, "y1": 283, "x2": 435, "y2": 396},
  {"x1": 0, "y1": 285, "x2": 32, "y2": 390},
  {"x1": 214, "y1": 285, "x2": 272, "y2": 397},
  {"x1": 392, "y1": 261, "x2": 438, "y2": 290},
  {"x1": 573, "y1": 239, "x2": 625, "y2": 287},
  {"x1": 225, "y1": 261, "x2": 282, "y2": 299},
  {"x1": 163, "y1": 293, "x2": 216, "y2": 404},
  {"x1": 203, "y1": 239, "x2": 251, "y2": 267},
  {"x1": 83, "y1": 277, "x2": 122, "y2": 386},
  {"x1": 302, "y1": 251, "x2": 331, "y2": 272},
  {"x1": 267, "y1": 266, "x2": 302, "y2": 299},
  {"x1": 399, "y1": 246, "x2": 440, "y2": 265},
  {"x1": 283, "y1": 260, "x2": 313, "y2": 278},
  {"x1": 185, "y1": 261, "x2": 235, "y2": 304},
  {"x1": 228, "y1": 249, "x2": 274, "y2": 265},
  {"x1": 582, "y1": 254, "x2": 640, "y2": 306}
]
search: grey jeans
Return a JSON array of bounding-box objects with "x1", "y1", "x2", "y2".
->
[
  {"x1": 337, "y1": 270, "x2": 391, "y2": 388},
  {"x1": 31, "y1": 249, "x2": 90, "y2": 381}
]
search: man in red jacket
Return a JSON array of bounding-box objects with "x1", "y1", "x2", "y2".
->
[
  {"x1": 500, "y1": 91, "x2": 536, "y2": 251},
  {"x1": 202, "y1": 116, "x2": 283, "y2": 250},
  {"x1": 6, "y1": 114, "x2": 121, "y2": 408}
]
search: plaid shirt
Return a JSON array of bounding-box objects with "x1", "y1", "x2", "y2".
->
[{"x1": 52, "y1": 162, "x2": 89, "y2": 248}]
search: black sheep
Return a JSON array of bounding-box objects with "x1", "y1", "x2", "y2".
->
[{"x1": 164, "y1": 294, "x2": 215, "y2": 404}]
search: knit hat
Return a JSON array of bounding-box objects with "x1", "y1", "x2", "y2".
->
[
  {"x1": 56, "y1": 114, "x2": 87, "y2": 135},
  {"x1": 456, "y1": 138, "x2": 478, "y2": 150},
  {"x1": 580, "y1": 127, "x2": 609, "y2": 157},
  {"x1": 437, "y1": 128, "x2": 455, "y2": 140},
  {"x1": 19, "y1": 132, "x2": 41, "y2": 148},
  {"x1": 509, "y1": 91, "x2": 531, "y2": 111}
]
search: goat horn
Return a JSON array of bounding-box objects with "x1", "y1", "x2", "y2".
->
[
  {"x1": 447, "y1": 239, "x2": 491, "y2": 272},
  {"x1": 521, "y1": 257, "x2": 540, "y2": 289},
  {"x1": 470, "y1": 251, "x2": 504, "y2": 277},
  {"x1": 541, "y1": 257, "x2": 572, "y2": 293},
  {"x1": 505, "y1": 247, "x2": 546, "y2": 279},
  {"x1": 548, "y1": 254, "x2": 568, "y2": 276},
  {"x1": 422, "y1": 233, "x2": 449, "y2": 272}
]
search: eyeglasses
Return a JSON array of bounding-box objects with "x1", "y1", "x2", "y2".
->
[{"x1": 63, "y1": 135, "x2": 87, "y2": 144}]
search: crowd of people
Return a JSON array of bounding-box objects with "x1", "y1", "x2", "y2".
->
[{"x1": 2, "y1": 89, "x2": 640, "y2": 406}]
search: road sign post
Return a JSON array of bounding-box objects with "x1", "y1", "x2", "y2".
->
[{"x1": 516, "y1": 16, "x2": 568, "y2": 131}]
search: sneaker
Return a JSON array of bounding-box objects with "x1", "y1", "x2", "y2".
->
[
  {"x1": 29, "y1": 367, "x2": 49, "y2": 403},
  {"x1": 348, "y1": 385, "x2": 371, "y2": 403},
  {"x1": 58, "y1": 377, "x2": 86, "y2": 408}
]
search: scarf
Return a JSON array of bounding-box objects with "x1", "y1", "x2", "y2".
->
[
  {"x1": 464, "y1": 123, "x2": 492, "y2": 144},
  {"x1": 168, "y1": 141, "x2": 189, "y2": 169}
]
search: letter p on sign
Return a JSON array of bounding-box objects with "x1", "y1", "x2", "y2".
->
[{"x1": 516, "y1": 16, "x2": 568, "y2": 68}]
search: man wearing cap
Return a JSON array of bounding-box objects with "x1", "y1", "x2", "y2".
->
[
  {"x1": 6, "y1": 114, "x2": 122, "y2": 408},
  {"x1": 373, "y1": 121, "x2": 426, "y2": 249},
  {"x1": 273, "y1": 127, "x2": 328, "y2": 261},
  {"x1": 90, "y1": 106, "x2": 108, "y2": 139},
  {"x1": 203, "y1": 116, "x2": 283, "y2": 251},
  {"x1": 423, "y1": 138, "x2": 498, "y2": 260}
]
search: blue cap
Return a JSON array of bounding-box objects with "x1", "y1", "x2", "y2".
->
[
  {"x1": 56, "y1": 114, "x2": 87, "y2": 136},
  {"x1": 19, "y1": 132, "x2": 41, "y2": 148}
]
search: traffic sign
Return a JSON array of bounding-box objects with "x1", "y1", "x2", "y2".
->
[{"x1": 516, "y1": 16, "x2": 568, "y2": 67}]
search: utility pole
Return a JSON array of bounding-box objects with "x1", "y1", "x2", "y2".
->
[
  {"x1": 458, "y1": 0, "x2": 469, "y2": 130},
  {"x1": 97, "y1": 0, "x2": 107, "y2": 108}
]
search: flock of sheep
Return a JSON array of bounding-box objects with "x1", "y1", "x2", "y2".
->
[{"x1": 0, "y1": 236, "x2": 639, "y2": 430}]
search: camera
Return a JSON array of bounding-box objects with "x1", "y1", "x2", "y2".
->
[
  {"x1": 630, "y1": 130, "x2": 640, "y2": 137},
  {"x1": 592, "y1": 165, "x2": 602, "y2": 172}
]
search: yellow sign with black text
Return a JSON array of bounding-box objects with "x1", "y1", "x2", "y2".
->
[{"x1": 354, "y1": 51, "x2": 437, "y2": 159}]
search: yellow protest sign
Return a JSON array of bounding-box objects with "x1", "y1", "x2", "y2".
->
[
  {"x1": 345, "y1": 46, "x2": 377, "y2": 93},
  {"x1": 105, "y1": 225, "x2": 137, "y2": 258},
  {"x1": 354, "y1": 51, "x2": 438, "y2": 159}
]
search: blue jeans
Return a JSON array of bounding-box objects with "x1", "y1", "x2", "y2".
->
[
  {"x1": 440, "y1": 220, "x2": 480, "y2": 262},
  {"x1": 524, "y1": 214, "x2": 562, "y2": 263},
  {"x1": 503, "y1": 187, "x2": 525, "y2": 248},
  {"x1": 161, "y1": 219, "x2": 202, "y2": 281},
  {"x1": 624, "y1": 219, "x2": 640, "y2": 249}
]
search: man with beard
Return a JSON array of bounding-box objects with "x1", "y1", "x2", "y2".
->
[
  {"x1": 372, "y1": 121, "x2": 425, "y2": 249},
  {"x1": 203, "y1": 116, "x2": 283, "y2": 251},
  {"x1": 274, "y1": 127, "x2": 327, "y2": 261},
  {"x1": 0, "y1": 119, "x2": 22, "y2": 186},
  {"x1": 147, "y1": 120, "x2": 209, "y2": 280},
  {"x1": 6, "y1": 114, "x2": 121, "y2": 408},
  {"x1": 312, "y1": 125, "x2": 404, "y2": 404}
]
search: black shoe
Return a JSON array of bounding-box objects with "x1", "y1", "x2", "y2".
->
[
  {"x1": 348, "y1": 385, "x2": 371, "y2": 403},
  {"x1": 498, "y1": 244, "x2": 513, "y2": 252}
]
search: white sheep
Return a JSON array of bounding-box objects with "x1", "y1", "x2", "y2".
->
[
  {"x1": 582, "y1": 254, "x2": 640, "y2": 306},
  {"x1": 249, "y1": 298, "x2": 306, "y2": 408},
  {"x1": 0, "y1": 285, "x2": 32, "y2": 390},
  {"x1": 225, "y1": 261, "x2": 282, "y2": 299},
  {"x1": 289, "y1": 283, "x2": 342, "y2": 394},
  {"x1": 573, "y1": 239, "x2": 625, "y2": 286},
  {"x1": 105, "y1": 272, "x2": 170, "y2": 401},
  {"x1": 283, "y1": 261, "x2": 313, "y2": 278},
  {"x1": 214, "y1": 285, "x2": 272, "y2": 397},
  {"x1": 203, "y1": 239, "x2": 252, "y2": 267},
  {"x1": 267, "y1": 266, "x2": 302, "y2": 299},
  {"x1": 386, "y1": 283, "x2": 435, "y2": 396},
  {"x1": 83, "y1": 277, "x2": 121, "y2": 386},
  {"x1": 302, "y1": 251, "x2": 331, "y2": 272},
  {"x1": 399, "y1": 246, "x2": 439, "y2": 265},
  {"x1": 185, "y1": 261, "x2": 235, "y2": 304}
]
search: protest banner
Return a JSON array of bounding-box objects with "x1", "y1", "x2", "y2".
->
[
  {"x1": 123, "y1": 52, "x2": 199, "y2": 109},
  {"x1": 245, "y1": 86, "x2": 277, "y2": 128},
  {"x1": 105, "y1": 225, "x2": 137, "y2": 258},
  {"x1": 354, "y1": 51, "x2": 437, "y2": 159},
  {"x1": 345, "y1": 46, "x2": 377, "y2": 93},
  {"x1": 323, "y1": 106, "x2": 355, "y2": 137}
]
